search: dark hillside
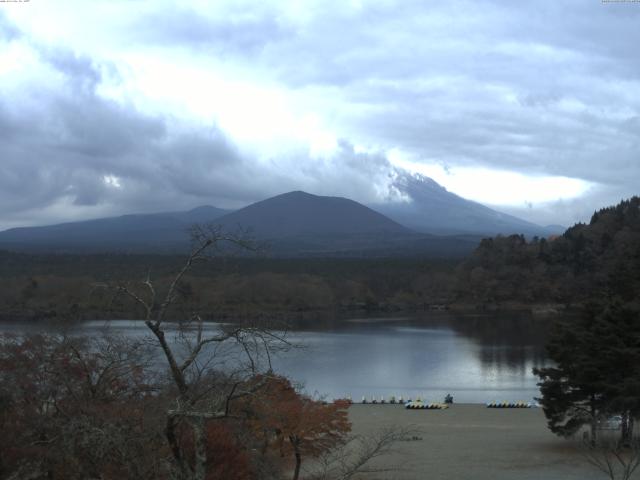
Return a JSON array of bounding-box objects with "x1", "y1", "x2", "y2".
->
[
  {"x1": 0, "y1": 206, "x2": 229, "y2": 253},
  {"x1": 0, "y1": 191, "x2": 479, "y2": 258},
  {"x1": 456, "y1": 197, "x2": 640, "y2": 305},
  {"x1": 216, "y1": 191, "x2": 411, "y2": 237},
  {"x1": 0, "y1": 252, "x2": 459, "y2": 322}
]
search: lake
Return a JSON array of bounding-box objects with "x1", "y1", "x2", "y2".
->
[{"x1": 0, "y1": 312, "x2": 551, "y2": 404}]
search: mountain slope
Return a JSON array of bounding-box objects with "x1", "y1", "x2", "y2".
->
[
  {"x1": 0, "y1": 192, "x2": 479, "y2": 257},
  {"x1": 374, "y1": 172, "x2": 561, "y2": 236},
  {"x1": 215, "y1": 191, "x2": 411, "y2": 238},
  {"x1": 211, "y1": 191, "x2": 479, "y2": 257},
  {"x1": 0, "y1": 206, "x2": 229, "y2": 252}
]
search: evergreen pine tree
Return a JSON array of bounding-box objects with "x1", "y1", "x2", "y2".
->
[{"x1": 535, "y1": 300, "x2": 640, "y2": 445}]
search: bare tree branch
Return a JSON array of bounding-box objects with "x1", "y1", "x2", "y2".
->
[
  {"x1": 307, "y1": 426, "x2": 421, "y2": 480},
  {"x1": 582, "y1": 436, "x2": 640, "y2": 480}
]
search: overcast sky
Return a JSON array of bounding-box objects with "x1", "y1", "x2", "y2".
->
[{"x1": 1, "y1": 0, "x2": 639, "y2": 229}]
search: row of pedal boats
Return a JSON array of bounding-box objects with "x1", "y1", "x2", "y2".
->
[
  {"x1": 405, "y1": 401, "x2": 533, "y2": 409},
  {"x1": 356, "y1": 396, "x2": 534, "y2": 409}
]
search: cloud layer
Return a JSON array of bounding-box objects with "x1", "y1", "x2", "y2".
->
[{"x1": 1, "y1": 1, "x2": 640, "y2": 229}]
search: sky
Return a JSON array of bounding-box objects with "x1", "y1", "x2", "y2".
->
[{"x1": 1, "y1": 0, "x2": 639, "y2": 230}]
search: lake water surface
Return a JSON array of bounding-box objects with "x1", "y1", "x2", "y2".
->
[{"x1": 1, "y1": 313, "x2": 551, "y2": 404}]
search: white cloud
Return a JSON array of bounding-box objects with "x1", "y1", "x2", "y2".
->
[
  {"x1": 390, "y1": 154, "x2": 593, "y2": 206},
  {"x1": 103, "y1": 175, "x2": 122, "y2": 189}
]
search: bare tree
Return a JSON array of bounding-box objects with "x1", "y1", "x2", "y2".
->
[
  {"x1": 307, "y1": 426, "x2": 421, "y2": 480},
  {"x1": 98, "y1": 224, "x2": 290, "y2": 480},
  {"x1": 582, "y1": 436, "x2": 640, "y2": 480}
]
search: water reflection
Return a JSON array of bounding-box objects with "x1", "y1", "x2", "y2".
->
[
  {"x1": 264, "y1": 313, "x2": 552, "y2": 403},
  {"x1": 0, "y1": 313, "x2": 552, "y2": 403}
]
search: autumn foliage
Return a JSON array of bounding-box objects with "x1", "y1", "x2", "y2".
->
[
  {"x1": 0, "y1": 335, "x2": 352, "y2": 480},
  {"x1": 240, "y1": 376, "x2": 351, "y2": 479},
  {"x1": 0, "y1": 334, "x2": 166, "y2": 479}
]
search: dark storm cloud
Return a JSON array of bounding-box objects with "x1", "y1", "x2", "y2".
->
[
  {"x1": 0, "y1": 79, "x2": 242, "y2": 224},
  {"x1": 2, "y1": 0, "x2": 640, "y2": 228},
  {"x1": 0, "y1": 20, "x2": 246, "y2": 226},
  {"x1": 0, "y1": 22, "x2": 397, "y2": 228},
  {"x1": 34, "y1": 51, "x2": 166, "y2": 160},
  {"x1": 0, "y1": 48, "x2": 164, "y2": 187}
]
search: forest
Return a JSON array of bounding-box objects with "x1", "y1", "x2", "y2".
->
[
  {"x1": 1, "y1": 197, "x2": 640, "y2": 323},
  {"x1": 457, "y1": 196, "x2": 640, "y2": 306},
  {"x1": 0, "y1": 254, "x2": 458, "y2": 323}
]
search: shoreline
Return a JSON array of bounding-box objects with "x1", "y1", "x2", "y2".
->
[{"x1": 0, "y1": 302, "x2": 574, "y2": 325}]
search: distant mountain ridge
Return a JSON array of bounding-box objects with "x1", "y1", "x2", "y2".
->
[
  {"x1": 373, "y1": 172, "x2": 562, "y2": 237},
  {"x1": 0, "y1": 176, "x2": 561, "y2": 256},
  {"x1": 0, "y1": 191, "x2": 479, "y2": 257},
  {"x1": 0, "y1": 206, "x2": 230, "y2": 252}
]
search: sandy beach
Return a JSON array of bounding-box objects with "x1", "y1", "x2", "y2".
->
[{"x1": 348, "y1": 404, "x2": 604, "y2": 480}]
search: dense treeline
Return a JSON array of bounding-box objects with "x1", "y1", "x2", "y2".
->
[
  {"x1": 0, "y1": 255, "x2": 458, "y2": 322},
  {"x1": 2, "y1": 197, "x2": 640, "y2": 322},
  {"x1": 457, "y1": 197, "x2": 640, "y2": 306}
]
